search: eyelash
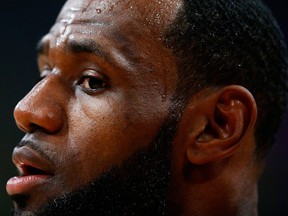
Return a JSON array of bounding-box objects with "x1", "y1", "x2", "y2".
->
[
  {"x1": 77, "y1": 73, "x2": 108, "y2": 93},
  {"x1": 36, "y1": 67, "x2": 108, "y2": 93}
]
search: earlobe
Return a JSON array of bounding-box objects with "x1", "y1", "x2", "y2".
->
[{"x1": 184, "y1": 85, "x2": 257, "y2": 165}]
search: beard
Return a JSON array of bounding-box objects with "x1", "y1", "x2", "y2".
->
[{"x1": 12, "y1": 108, "x2": 181, "y2": 216}]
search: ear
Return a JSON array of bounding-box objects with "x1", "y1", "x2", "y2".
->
[{"x1": 180, "y1": 85, "x2": 257, "y2": 165}]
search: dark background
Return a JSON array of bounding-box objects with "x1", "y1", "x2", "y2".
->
[{"x1": 0, "y1": 0, "x2": 287, "y2": 215}]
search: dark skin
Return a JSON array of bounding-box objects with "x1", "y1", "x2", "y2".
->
[{"x1": 7, "y1": 0, "x2": 260, "y2": 215}]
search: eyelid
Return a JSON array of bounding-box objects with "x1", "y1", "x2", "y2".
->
[
  {"x1": 80, "y1": 69, "x2": 108, "y2": 83},
  {"x1": 42, "y1": 68, "x2": 51, "y2": 75},
  {"x1": 36, "y1": 66, "x2": 52, "y2": 84},
  {"x1": 82, "y1": 69, "x2": 104, "y2": 77},
  {"x1": 77, "y1": 69, "x2": 109, "y2": 93}
]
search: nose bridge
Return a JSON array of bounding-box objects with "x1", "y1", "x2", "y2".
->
[{"x1": 14, "y1": 75, "x2": 65, "y2": 134}]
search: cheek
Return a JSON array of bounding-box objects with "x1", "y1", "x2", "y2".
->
[{"x1": 64, "y1": 93, "x2": 168, "y2": 182}]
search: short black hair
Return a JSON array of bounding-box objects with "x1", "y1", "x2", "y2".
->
[{"x1": 165, "y1": 0, "x2": 288, "y2": 158}]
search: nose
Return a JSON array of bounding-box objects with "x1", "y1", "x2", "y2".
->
[{"x1": 14, "y1": 75, "x2": 65, "y2": 134}]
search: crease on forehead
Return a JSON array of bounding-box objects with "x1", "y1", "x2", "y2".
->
[
  {"x1": 43, "y1": 0, "x2": 182, "y2": 72},
  {"x1": 56, "y1": 0, "x2": 124, "y2": 23},
  {"x1": 40, "y1": 24, "x2": 152, "y2": 74},
  {"x1": 52, "y1": 1, "x2": 128, "y2": 45},
  {"x1": 56, "y1": 0, "x2": 183, "y2": 37}
]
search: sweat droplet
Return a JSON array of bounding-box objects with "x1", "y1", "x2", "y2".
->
[
  {"x1": 96, "y1": 9, "x2": 102, "y2": 14},
  {"x1": 161, "y1": 94, "x2": 167, "y2": 102}
]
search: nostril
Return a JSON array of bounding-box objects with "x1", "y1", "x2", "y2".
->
[
  {"x1": 27, "y1": 123, "x2": 39, "y2": 133},
  {"x1": 15, "y1": 121, "x2": 36, "y2": 134},
  {"x1": 13, "y1": 78, "x2": 65, "y2": 134},
  {"x1": 14, "y1": 106, "x2": 38, "y2": 133},
  {"x1": 16, "y1": 114, "x2": 63, "y2": 134},
  {"x1": 14, "y1": 103, "x2": 32, "y2": 133}
]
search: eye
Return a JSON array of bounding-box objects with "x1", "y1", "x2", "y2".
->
[
  {"x1": 35, "y1": 67, "x2": 51, "y2": 84},
  {"x1": 78, "y1": 71, "x2": 107, "y2": 92}
]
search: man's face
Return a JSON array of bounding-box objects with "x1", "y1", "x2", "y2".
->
[{"x1": 7, "y1": 0, "x2": 182, "y2": 214}]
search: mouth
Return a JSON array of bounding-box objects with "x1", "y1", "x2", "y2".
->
[
  {"x1": 19, "y1": 163, "x2": 53, "y2": 176},
  {"x1": 6, "y1": 145, "x2": 54, "y2": 196}
]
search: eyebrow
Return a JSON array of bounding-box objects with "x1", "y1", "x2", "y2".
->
[
  {"x1": 36, "y1": 38, "x2": 111, "y2": 62},
  {"x1": 66, "y1": 38, "x2": 110, "y2": 59}
]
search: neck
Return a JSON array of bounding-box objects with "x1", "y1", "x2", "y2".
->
[{"x1": 167, "y1": 160, "x2": 260, "y2": 216}]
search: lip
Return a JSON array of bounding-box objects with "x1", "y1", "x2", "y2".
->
[{"x1": 6, "y1": 145, "x2": 54, "y2": 196}]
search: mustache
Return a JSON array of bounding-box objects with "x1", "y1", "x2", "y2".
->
[{"x1": 16, "y1": 139, "x2": 57, "y2": 165}]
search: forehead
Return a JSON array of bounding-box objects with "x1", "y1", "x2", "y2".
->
[
  {"x1": 58, "y1": 0, "x2": 182, "y2": 23},
  {"x1": 51, "y1": 0, "x2": 182, "y2": 39},
  {"x1": 39, "y1": 0, "x2": 183, "y2": 77}
]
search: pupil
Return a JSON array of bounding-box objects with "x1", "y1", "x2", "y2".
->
[{"x1": 89, "y1": 78, "x2": 103, "y2": 89}]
